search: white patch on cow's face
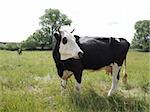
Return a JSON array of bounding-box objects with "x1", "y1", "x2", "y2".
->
[{"x1": 59, "y1": 30, "x2": 83, "y2": 60}]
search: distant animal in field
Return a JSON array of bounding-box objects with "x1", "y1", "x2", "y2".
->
[
  {"x1": 17, "y1": 48, "x2": 22, "y2": 55},
  {"x1": 53, "y1": 28, "x2": 130, "y2": 96}
]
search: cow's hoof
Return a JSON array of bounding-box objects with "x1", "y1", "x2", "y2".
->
[
  {"x1": 107, "y1": 91, "x2": 112, "y2": 96},
  {"x1": 107, "y1": 89, "x2": 117, "y2": 96}
]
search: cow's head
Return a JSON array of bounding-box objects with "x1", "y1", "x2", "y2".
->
[{"x1": 54, "y1": 29, "x2": 83, "y2": 60}]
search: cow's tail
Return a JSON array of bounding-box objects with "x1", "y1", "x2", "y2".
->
[{"x1": 122, "y1": 58, "x2": 128, "y2": 84}]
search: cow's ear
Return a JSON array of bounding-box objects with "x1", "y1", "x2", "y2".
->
[
  {"x1": 74, "y1": 35, "x2": 80, "y2": 43},
  {"x1": 54, "y1": 33, "x2": 60, "y2": 40}
]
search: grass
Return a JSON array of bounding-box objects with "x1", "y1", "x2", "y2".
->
[{"x1": 0, "y1": 50, "x2": 149, "y2": 112}]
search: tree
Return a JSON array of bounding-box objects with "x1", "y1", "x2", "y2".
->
[
  {"x1": 32, "y1": 29, "x2": 49, "y2": 49},
  {"x1": 132, "y1": 20, "x2": 150, "y2": 51},
  {"x1": 22, "y1": 8, "x2": 72, "y2": 50},
  {"x1": 40, "y1": 8, "x2": 72, "y2": 47}
]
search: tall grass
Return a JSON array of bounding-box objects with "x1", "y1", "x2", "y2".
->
[{"x1": 0, "y1": 50, "x2": 149, "y2": 112}]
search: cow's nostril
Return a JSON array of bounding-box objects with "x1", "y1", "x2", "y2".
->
[{"x1": 78, "y1": 52, "x2": 84, "y2": 58}]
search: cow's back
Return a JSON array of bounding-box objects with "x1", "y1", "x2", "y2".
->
[
  {"x1": 78, "y1": 37, "x2": 130, "y2": 69},
  {"x1": 79, "y1": 38, "x2": 113, "y2": 69}
]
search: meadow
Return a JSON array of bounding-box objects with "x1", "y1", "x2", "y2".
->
[{"x1": 0, "y1": 50, "x2": 149, "y2": 112}]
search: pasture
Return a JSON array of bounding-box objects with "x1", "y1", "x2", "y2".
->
[{"x1": 0, "y1": 50, "x2": 149, "y2": 112}]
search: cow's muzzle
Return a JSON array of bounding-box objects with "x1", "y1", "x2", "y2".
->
[{"x1": 78, "y1": 52, "x2": 84, "y2": 59}]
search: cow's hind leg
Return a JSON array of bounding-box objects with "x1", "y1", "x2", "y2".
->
[
  {"x1": 123, "y1": 59, "x2": 127, "y2": 84},
  {"x1": 108, "y1": 63, "x2": 121, "y2": 96}
]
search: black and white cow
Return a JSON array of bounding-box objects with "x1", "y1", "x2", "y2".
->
[{"x1": 53, "y1": 29, "x2": 130, "y2": 96}]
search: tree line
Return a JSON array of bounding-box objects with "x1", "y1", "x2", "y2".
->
[{"x1": 0, "y1": 8, "x2": 149, "y2": 51}]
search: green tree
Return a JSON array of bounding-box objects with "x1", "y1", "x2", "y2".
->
[
  {"x1": 132, "y1": 20, "x2": 150, "y2": 51},
  {"x1": 22, "y1": 8, "x2": 72, "y2": 50},
  {"x1": 40, "y1": 8, "x2": 72, "y2": 47},
  {"x1": 32, "y1": 29, "x2": 47, "y2": 49}
]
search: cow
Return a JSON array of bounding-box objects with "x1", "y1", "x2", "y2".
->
[
  {"x1": 17, "y1": 48, "x2": 22, "y2": 55},
  {"x1": 52, "y1": 29, "x2": 130, "y2": 96}
]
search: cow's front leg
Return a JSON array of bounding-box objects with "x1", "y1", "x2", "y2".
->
[
  {"x1": 75, "y1": 81, "x2": 81, "y2": 92},
  {"x1": 61, "y1": 70, "x2": 73, "y2": 95},
  {"x1": 74, "y1": 70, "x2": 83, "y2": 92},
  {"x1": 108, "y1": 63, "x2": 121, "y2": 96},
  {"x1": 61, "y1": 79, "x2": 67, "y2": 95}
]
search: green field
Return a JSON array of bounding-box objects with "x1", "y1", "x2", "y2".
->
[{"x1": 0, "y1": 50, "x2": 149, "y2": 112}]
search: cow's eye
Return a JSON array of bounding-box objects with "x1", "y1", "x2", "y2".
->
[{"x1": 62, "y1": 37, "x2": 68, "y2": 44}]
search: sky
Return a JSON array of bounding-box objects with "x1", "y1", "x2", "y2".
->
[{"x1": 0, "y1": 0, "x2": 149, "y2": 43}]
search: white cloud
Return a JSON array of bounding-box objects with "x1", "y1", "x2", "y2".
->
[{"x1": 0, "y1": 0, "x2": 149, "y2": 42}]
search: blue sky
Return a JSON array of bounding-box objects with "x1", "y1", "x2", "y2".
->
[{"x1": 0, "y1": 0, "x2": 149, "y2": 42}]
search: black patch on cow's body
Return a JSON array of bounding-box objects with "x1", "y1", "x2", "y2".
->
[
  {"x1": 78, "y1": 38, "x2": 113, "y2": 69},
  {"x1": 53, "y1": 33, "x2": 130, "y2": 83}
]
